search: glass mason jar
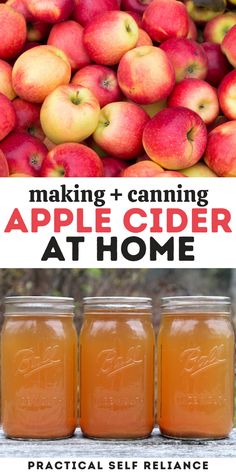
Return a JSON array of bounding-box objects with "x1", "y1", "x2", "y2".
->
[
  {"x1": 157, "y1": 296, "x2": 235, "y2": 439},
  {"x1": 79, "y1": 297, "x2": 155, "y2": 439},
  {"x1": 1, "y1": 296, "x2": 78, "y2": 440}
]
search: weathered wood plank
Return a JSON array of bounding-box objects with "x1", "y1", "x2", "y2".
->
[{"x1": 0, "y1": 428, "x2": 235, "y2": 458}]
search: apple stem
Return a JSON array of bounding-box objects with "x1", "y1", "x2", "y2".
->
[{"x1": 71, "y1": 91, "x2": 81, "y2": 105}]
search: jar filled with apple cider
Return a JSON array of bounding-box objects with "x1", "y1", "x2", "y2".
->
[
  {"x1": 1, "y1": 296, "x2": 78, "y2": 439},
  {"x1": 80, "y1": 297, "x2": 155, "y2": 439},
  {"x1": 157, "y1": 296, "x2": 235, "y2": 439}
]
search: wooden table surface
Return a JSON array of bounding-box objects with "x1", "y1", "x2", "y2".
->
[{"x1": 0, "y1": 428, "x2": 235, "y2": 458}]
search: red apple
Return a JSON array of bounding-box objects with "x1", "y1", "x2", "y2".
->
[
  {"x1": 203, "y1": 12, "x2": 236, "y2": 44},
  {"x1": 143, "y1": 107, "x2": 207, "y2": 170},
  {"x1": 160, "y1": 38, "x2": 208, "y2": 83},
  {"x1": 121, "y1": 0, "x2": 152, "y2": 15},
  {"x1": 218, "y1": 70, "x2": 236, "y2": 120},
  {"x1": 72, "y1": 65, "x2": 122, "y2": 108},
  {"x1": 13, "y1": 98, "x2": 44, "y2": 140},
  {"x1": 0, "y1": 149, "x2": 9, "y2": 176},
  {"x1": 0, "y1": 59, "x2": 16, "y2": 100},
  {"x1": 180, "y1": 162, "x2": 217, "y2": 177},
  {"x1": 0, "y1": 131, "x2": 47, "y2": 175},
  {"x1": 202, "y1": 42, "x2": 232, "y2": 87},
  {"x1": 136, "y1": 28, "x2": 152, "y2": 47},
  {"x1": 12, "y1": 45, "x2": 71, "y2": 103},
  {"x1": 142, "y1": 0, "x2": 189, "y2": 43},
  {"x1": 0, "y1": 4, "x2": 27, "y2": 60},
  {"x1": 40, "y1": 84, "x2": 100, "y2": 144},
  {"x1": 102, "y1": 156, "x2": 129, "y2": 176},
  {"x1": 117, "y1": 46, "x2": 175, "y2": 104},
  {"x1": 73, "y1": 0, "x2": 120, "y2": 27},
  {"x1": 0, "y1": 93, "x2": 16, "y2": 140},
  {"x1": 27, "y1": 21, "x2": 50, "y2": 42},
  {"x1": 204, "y1": 121, "x2": 236, "y2": 176},
  {"x1": 121, "y1": 160, "x2": 164, "y2": 177},
  {"x1": 93, "y1": 101, "x2": 149, "y2": 159},
  {"x1": 221, "y1": 25, "x2": 236, "y2": 68},
  {"x1": 9, "y1": 172, "x2": 32, "y2": 177},
  {"x1": 168, "y1": 79, "x2": 219, "y2": 125},
  {"x1": 27, "y1": 0, "x2": 74, "y2": 23},
  {"x1": 40, "y1": 143, "x2": 104, "y2": 177},
  {"x1": 83, "y1": 11, "x2": 139, "y2": 65},
  {"x1": 47, "y1": 20, "x2": 91, "y2": 72}
]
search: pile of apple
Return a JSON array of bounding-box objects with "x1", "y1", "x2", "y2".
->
[{"x1": 1, "y1": 0, "x2": 236, "y2": 177}]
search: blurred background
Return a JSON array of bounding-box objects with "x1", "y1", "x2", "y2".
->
[{"x1": 0, "y1": 268, "x2": 235, "y2": 330}]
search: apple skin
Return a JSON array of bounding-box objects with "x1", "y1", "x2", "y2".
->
[
  {"x1": 6, "y1": 0, "x2": 33, "y2": 21},
  {"x1": 117, "y1": 46, "x2": 175, "y2": 105},
  {"x1": 40, "y1": 143, "x2": 104, "y2": 177},
  {"x1": 27, "y1": 21, "x2": 50, "y2": 42},
  {"x1": 187, "y1": 16, "x2": 198, "y2": 41},
  {"x1": 207, "y1": 115, "x2": 228, "y2": 133},
  {"x1": 83, "y1": 11, "x2": 139, "y2": 66},
  {"x1": 73, "y1": 0, "x2": 120, "y2": 27},
  {"x1": 202, "y1": 42, "x2": 232, "y2": 87},
  {"x1": 218, "y1": 70, "x2": 236, "y2": 120},
  {"x1": 47, "y1": 21, "x2": 91, "y2": 72},
  {"x1": 102, "y1": 156, "x2": 129, "y2": 176},
  {"x1": 0, "y1": 59, "x2": 16, "y2": 100},
  {"x1": 27, "y1": 0, "x2": 74, "y2": 23},
  {"x1": 152, "y1": 170, "x2": 188, "y2": 177},
  {"x1": 185, "y1": 0, "x2": 226, "y2": 23},
  {"x1": 136, "y1": 28, "x2": 152, "y2": 47},
  {"x1": 121, "y1": 160, "x2": 164, "y2": 177},
  {"x1": 203, "y1": 12, "x2": 236, "y2": 44},
  {"x1": 125, "y1": 11, "x2": 142, "y2": 27},
  {"x1": 72, "y1": 65, "x2": 122, "y2": 108},
  {"x1": 160, "y1": 38, "x2": 208, "y2": 83},
  {"x1": 221, "y1": 25, "x2": 236, "y2": 68},
  {"x1": 167, "y1": 79, "x2": 219, "y2": 125},
  {"x1": 0, "y1": 131, "x2": 47, "y2": 175},
  {"x1": 40, "y1": 84, "x2": 100, "y2": 145},
  {"x1": 142, "y1": 106, "x2": 208, "y2": 170},
  {"x1": 13, "y1": 98, "x2": 44, "y2": 140},
  {"x1": 121, "y1": 0, "x2": 152, "y2": 15},
  {"x1": 180, "y1": 162, "x2": 217, "y2": 177},
  {"x1": 142, "y1": 0, "x2": 189, "y2": 43},
  {"x1": 0, "y1": 93, "x2": 16, "y2": 141},
  {"x1": 0, "y1": 149, "x2": 9, "y2": 176},
  {"x1": 12, "y1": 45, "x2": 71, "y2": 104},
  {"x1": 93, "y1": 101, "x2": 149, "y2": 159},
  {"x1": 0, "y1": 4, "x2": 27, "y2": 60},
  {"x1": 204, "y1": 121, "x2": 236, "y2": 177}
]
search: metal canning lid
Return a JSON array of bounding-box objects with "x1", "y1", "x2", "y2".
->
[
  {"x1": 83, "y1": 296, "x2": 152, "y2": 311},
  {"x1": 4, "y1": 296, "x2": 75, "y2": 315},
  {"x1": 161, "y1": 296, "x2": 231, "y2": 314}
]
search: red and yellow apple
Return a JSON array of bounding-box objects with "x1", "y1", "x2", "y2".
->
[
  {"x1": 218, "y1": 70, "x2": 236, "y2": 120},
  {"x1": 13, "y1": 97, "x2": 44, "y2": 140},
  {"x1": 142, "y1": 0, "x2": 189, "y2": 43},
  {"x1": 0, "y1": 93, "x2": 16, "y2": 140},
  {"x1": 143, "y1": 106, "x2": 208, "y2": 170},
  {"x1": 0, "y1": 131, "x2": 47, "y2": 175},
  {"x1": 93, "y1": 101, "x2": 149, "y2": 159},
  {"x1": 121, "y1": 160, "x2": 164, "y2": 177},
  {"x1": 0, "y1": 4, "x2": 27, "y2": 60},
  {"x1": 168, "y1": 78, "x2": 219, "y2": 125},
  {"x1": 203, "y1": 12, "x2": 236, "y2": 44},
  {"x1": 83, "y1": 11, "x2": 139, "y2": 65},
  {"x1": 27, "y1": 0, "x2": 74, "y2": 23},
  {"x1": 180, "y1": 162, "x2": 217, "y2": 177},
  {"x1": 160, "y1": 38, "x2": 208, "y2": 83},
  {"x1": 0, "y1": 59, "x2": 16, "y2": 100},
  {"x1": 185, "y1": 0, "x2": 226, "y2": 23},
  {"x1": 40, "y1": 143, "x2": 104, "y2": 177},
  {"x1": 221, "y1": 25, "x2": 236, "y2": 68},
  {"x1": 73, "y1": 0, "x2": 120, "y2": 26},
  {"x1": 40, "y1": 84, "x2": 100, "y2": 144},
  {"x1": 117, "y1": 46, "x2": 175, "y2": 104},
  {"x1": 12, "y1": 45, "x2": 71, "y2": 103},
  {"x1": 204, "y1": 121, "x2": 236, "y2": 177}
]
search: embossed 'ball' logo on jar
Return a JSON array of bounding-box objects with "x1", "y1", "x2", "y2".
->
[
  {"x1": 180, "y1": 344, "x2": 226, "y2": 377},
  {"x1": 15, "y1": 345, "x2": 62, "y2": 377},
  {"x1": 97, "y1": 345, "x2": 144, "y2": 377}
]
